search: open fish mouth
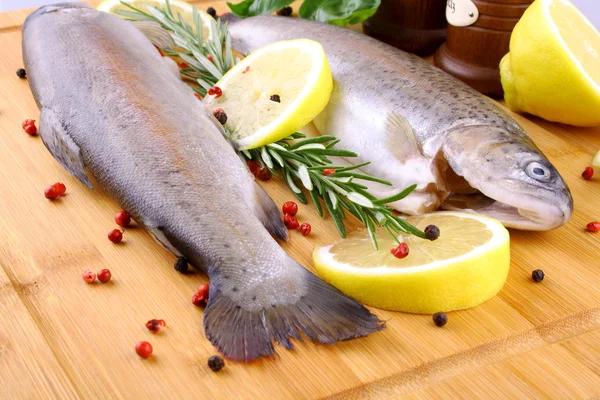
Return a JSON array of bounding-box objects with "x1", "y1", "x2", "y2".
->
[{"x1": 440, "y1": 191, "x2": 571, "y2": 231}]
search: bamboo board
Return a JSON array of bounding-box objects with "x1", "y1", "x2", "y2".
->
[{"x1": 1, "y1": 2, "x2": 600, "y2": 399}]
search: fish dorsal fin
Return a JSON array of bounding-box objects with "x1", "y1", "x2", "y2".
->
[
  {"x1": 130, "y1": 20, "x2": 175, "y2": 50},
  {"x1": 385, "y1": 112, "x2": 422, "y2": 162},
  {"x1": 147, "y1": 226, "x2": 184, "y2": 257},
  {"x1": 39, "y1": 107, "x2": 93, "y2": 189},
  {"x1": 246, "y1": 182, "x2": 288, "y2": 241}
]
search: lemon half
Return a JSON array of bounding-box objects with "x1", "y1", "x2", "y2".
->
[
  {"x1": 204, "y1": 39, "x2": 333, "y2": 150},
  {"x1": 500, "y1": 0, "x2": 600, "y2": 127},
  {"x1": 313, "y1": 212, "x2": 510, "y2": 314},
  {"x1": 97, "y1": 0, "x2": 214, "y2": 42}
]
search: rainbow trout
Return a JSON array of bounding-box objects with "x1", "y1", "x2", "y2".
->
[
  {"x1": 22, "y1": 4, "x2": 382, "y2": 362},
  {"x1": 227, "y1": 16, "x2": 573, "y2": 230}
]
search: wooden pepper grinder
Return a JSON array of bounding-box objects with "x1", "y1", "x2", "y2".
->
[
  {"x1": 362, "y1": 0, "x2": 448, "y2": 56},
  {"x1": 434, "y1": 0, "x2": 533, "y2": 97}
]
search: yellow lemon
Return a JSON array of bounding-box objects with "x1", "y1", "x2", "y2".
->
[
  {"x1": 500, "y1": 0, "x2": 600, "y2": 127},
  {"x1": 204, "y1": 39, "x2": 333, "y2": 149},
  {"x1": 313, "y1": 212, "x2": 510, "y2": 314}
]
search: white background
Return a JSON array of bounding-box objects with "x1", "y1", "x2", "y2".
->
[{"x1": 0, "y1": 0, "x2": 597, "y2": 29}]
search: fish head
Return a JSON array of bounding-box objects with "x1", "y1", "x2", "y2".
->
[{"x1": 440, "y1": 125, "x2": 573, "y2": 230}]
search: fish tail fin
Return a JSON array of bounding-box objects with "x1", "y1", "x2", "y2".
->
[{"x1": 203, "y1": 260, "x2": 384, "y2": 362}]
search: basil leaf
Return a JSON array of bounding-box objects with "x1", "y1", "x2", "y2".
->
[
  {"x1": 227, "y1": 0, "x2": 254, "y2": 17},
  {"x1": 227, "y1": 0, "x2": 294, "y2": 17},
  {"x1": 299, "y1": 0, "x2": 380, "y2": 26}
]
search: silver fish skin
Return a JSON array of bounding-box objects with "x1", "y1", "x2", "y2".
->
[
  {"x1": 23, "y1": 4, "x2": 383, "y2": 362},
  {"x1": 228, "y1": 16, "x2": 573, "y2": 231}
]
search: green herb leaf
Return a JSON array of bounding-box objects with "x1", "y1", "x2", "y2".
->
[
  {"x1": 299, "y1": 0, "x2": 380, "y2": 26},
  {"x1": 227, "y1": 0, "x2": 294, "y2": 18}
]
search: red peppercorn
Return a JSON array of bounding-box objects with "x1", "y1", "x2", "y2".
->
[
  {"x1": 192, "y1": 283, "x2": 210, "y2": 307},
  {"x1": 323, "y1": 169, "x2": 336, "y2": 176},
  {"x1": 247, "y1": 160, "x2": 261, "y2": 176},
  {"x1": 256, "y1": 167, "x2": 272, "y2": 181},
  {"x1": 23, "y1": 121, "x2": 37, "y2": 135},
  {"x1": 192, "y1": 293, "x2": 209, "y2": 307},
  {"x1": 284, "y1": 213, "x2": 300, "y2": 229},
  {"x1": 207, "y1": 86, "x2": 222, "y2": 98},
  {"x1": 145, "y1": 319, "x2": 167, "y2": 333},
  {"x1": 178, "y1": 62, "x2": 189, "y2": 69},
  {"x1": 115, "y1": 210, "x2": 131, "y2": 228},
  {"x1": 22, "y1": 119, "x2": 35, "y2": 129},
  {"x1": 586, "y1": 222, "x2": 600, "y2": 232},
  {"x1": 582, "y1": 167, "x2": 594, "y2": 180},
  {"x1": 207, "y1": 54, "x2": 213, "y2": 63},
  {"x1": 194, "y1": 93, "x2": 202, "y2": 101},
  {"x1": 52, "y1": 182, "x2": 66, "y2": 196},
  {"x1": 44, "y1": 185, "x2": 60, "y2": 200},
  {"x1": 282, "y1": 201, "x2": 298, "y2": 216},
  {"x1": 198, "y1": 283, "x2": 210, "y2": 296},
  {"x1": 242, "y1": 66, "x2": 250, "y2": 74},
  {"x1": 299, "y1": 223, "x2": 311, "y2": 236},
  {"x1": 391, "y1": 243, "x2": 409, "y2": 259},
  {"x1": 135, "y1": 341, "x2": 153, "y2": 359},
  {"x1": 97, "y1": 269, "x2": 112, "y2": 283},
  {"x1": 108, "y1": 229, "x2": 123, "y2": 244},
  {"x1": 247, "y1": 160, "x2": 271, "y2": 181},
  {"x1": 82, "y1": 270, "x2": 96, "y2": 283}
]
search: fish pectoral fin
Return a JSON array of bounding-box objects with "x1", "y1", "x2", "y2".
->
[
  {"x1": 247, "y1": 182, "x2": 288, "y2": 241},
  {"x1": 130, "y1": 20, "x2": 175, "y2": 50},
  {"x1": 39, "y1": 107, "x2": 93, "y2": 189},
  {"x1": 203, "y1": 258, "x2": 384, "y2": 362},
  {"x1": 385, "y1": 112, "x2": 422, "y2": 162},
  {"x1": 147, "y1": 226, "x2": 184, "y2": 257}
]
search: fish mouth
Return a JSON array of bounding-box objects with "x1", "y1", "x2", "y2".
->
[{"x1": 441, "y1": 188, "x2": 572, "y2": 230}]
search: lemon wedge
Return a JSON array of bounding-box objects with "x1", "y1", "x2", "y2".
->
[
  {"x1": 593, "y1": 150, "x2": 600, "y2": 169},
  {"x1": 204, "y1": 39, "x2": 333, "y2": 150},
  {"x1": 500, "y1": 0, "x2": 600, "y2": 127},
  {"x1": 97, "y1": 0, "x2": 214, "y2": 42},
  {"x1": 313, "y1": 212, "x2": 510, "y2": 314}
]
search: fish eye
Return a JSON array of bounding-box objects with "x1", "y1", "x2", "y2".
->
[{"x1": 525, "y1": 161, "x2": 551, "y2": 181}]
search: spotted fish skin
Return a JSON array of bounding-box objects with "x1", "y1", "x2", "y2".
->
[
  {"x1": 228, "y1": 16, "x2": 573, "y2": 231},
  {"x1": 23, "y1": 4, "x2": 383, "y2": 362}
]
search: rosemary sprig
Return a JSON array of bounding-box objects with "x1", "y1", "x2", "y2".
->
[{"x1": 117, "y1": 0, "x2": 427, "y2": 248}]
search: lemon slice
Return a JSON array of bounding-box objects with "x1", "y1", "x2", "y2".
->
[
  {"x1": 204, "y1": 39, "x2": 333, "y2": 150},
  {"x1": 97, "y1": 0, "x2": 214, "y2": 42},
  {"x1": 593, "y1": 150, "x2": 600, "y2": 169},
  {"x1": 313, "y1": 212, "x2": 510, "y2": 314},
  {"x1": 500, "y1": 0, "x2": 600, "y2": 127}
]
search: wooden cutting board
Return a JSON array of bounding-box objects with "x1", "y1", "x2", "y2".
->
[{"x1": 1, "y1": 2, "x2": 600, "y2": 399}]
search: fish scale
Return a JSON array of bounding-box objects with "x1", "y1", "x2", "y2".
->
[
  {"x1": 228, "y1": 16, "x2": 572, "y2": 231},
  {"x1": 22, "y1": 3, "x2": 383, "y2": 362}
]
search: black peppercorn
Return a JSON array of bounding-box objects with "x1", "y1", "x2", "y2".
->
[
  {"x1": 207, "y1": 7, "x2": 216, "y2": 18},
  {"x1": 16, "y1": 68, "x2": 26, "y2": 79},
  {"x1": 424, "y1": 224, "x2": 440, "y2": 241},
  {"x1": 269, "y1": 94, "x2": 281, "y2": 103},
  {"x1": 276, "y1": 6, "x2": 292, "y2": 16},
  {"x1": 531, "y1": 269, "x2": 544, "y2": 282},
  {"x1": 213, "y1": 108, "x2": 228, "y2": 125},
  {"x1": 208, "y1": 355, "x2": 225, "y2": 372},
  {"x1": 174, "y1": 257, "x2": 188, "y2": 273},
  {"x1": 433, "y1": 312, "x2": 447, "y2": 327}
]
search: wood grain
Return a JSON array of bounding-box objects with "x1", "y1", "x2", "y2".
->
[{"x1": 1, "y1": 1, "x2": 599, "y2": 399}]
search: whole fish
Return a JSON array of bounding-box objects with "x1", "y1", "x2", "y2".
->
[
  {"x1": 227, "y1": 16, "x2": 573, "y2": 231},
  {"x1": 23, "y1": 3, "x2": 382, "y2": 362}
]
